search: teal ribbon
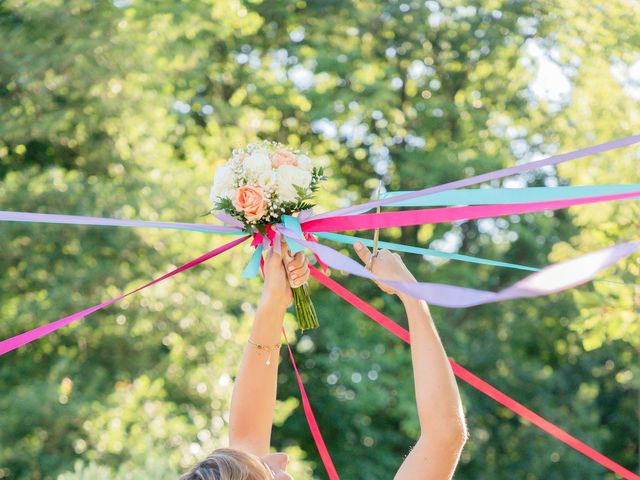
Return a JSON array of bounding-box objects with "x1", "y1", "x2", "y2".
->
[{"x1": 315, "y1": 232, "x2": 539, "y2": 272}]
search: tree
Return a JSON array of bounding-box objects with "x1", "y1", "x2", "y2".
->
[{"x1": 0, "y1": 1, "x2": 637, "y2": 479}]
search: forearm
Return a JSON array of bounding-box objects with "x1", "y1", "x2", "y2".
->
[
  {"x1": 401, "y1": 295, "x2": 467, "y2": 441},
  {"x1": 228, "y1": 296, "x2": 286, "y2": 456}
]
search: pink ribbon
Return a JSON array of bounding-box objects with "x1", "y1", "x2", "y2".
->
[{"x1": 0, "y1": 236, "x2": 250, "y2": 356}]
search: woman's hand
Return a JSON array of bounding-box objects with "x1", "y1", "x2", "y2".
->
[
  {"x1": 353, "y1": 241, "x2": 416, "y2": 297},
  {"x1": 260, "y1": 241, "x2": 310, "y2": 310}
]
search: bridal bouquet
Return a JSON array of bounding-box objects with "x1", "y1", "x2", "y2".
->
[{"x1": 209, "y1": 140, "x2": 326, "y2": 329}]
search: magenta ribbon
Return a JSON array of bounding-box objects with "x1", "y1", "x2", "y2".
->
[
  {"x1": 302, "y1": 190, "x2": 640, "y2": 233},
  {"x1": 283, "y1": 329, "x2": 340, "y2": 479},
  {"x1": 0, "y1": 235, "x2": 249, "y2": 356}
]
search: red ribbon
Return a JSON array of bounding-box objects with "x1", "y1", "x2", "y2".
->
[
  {"x1": 308, "y1": 266, "x2": 639, "y2": 480},
  {"x1": 283, "y1": 328, "x2": 340, "y2": 479},
  {"x1": 250, "y1": 224, "x2": 279, "y2": 276},
  {"x1": 264, "y1": 224, "x2": 277, "y2": 245}
]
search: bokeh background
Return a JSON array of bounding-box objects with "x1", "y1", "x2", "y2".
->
[{"x1": 1, "y1": 1, "x2": 639, "y2": 479}]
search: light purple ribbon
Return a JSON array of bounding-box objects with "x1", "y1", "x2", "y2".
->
[
  {"x1": 277, "y1": 225, "x2": 639, "y2": 308},
  {"x1": 309, "y1": 133, "x2": 640, "y2": 219},
  {"x1": 0, "y1": 211, "x2": 245, "y2": 235},
  {"x1": 215, "y1": 211, "x2": 245, "y2": 229}
]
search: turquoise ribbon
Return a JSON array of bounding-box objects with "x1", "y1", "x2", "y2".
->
[
  {"x1": 241, "y1": 243, "x2": 263, "y2": 278},
  {"x1": 282, "y1": 215, "x2": 305, "y2": 254},
  {"x1": 352, "y1": 185, "x2": 640, "y2": 209},
  {"x1": 241, "y1": 216, "x2": 306, "y2": 278},
  {"x1": 315, "y1": 232, "x2": 539, "y2": 272}
]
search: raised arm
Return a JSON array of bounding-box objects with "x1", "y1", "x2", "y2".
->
[
  {"x1": 228, "y1": 245, "x2": 309, "y2": 456},
  {"x1": 353, "y1": 242, "x2": 468, "y2": 480}
]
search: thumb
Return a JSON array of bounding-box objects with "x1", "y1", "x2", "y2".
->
[{"x1": 353, "y1": 241, "x2": 372, "y2": 265}]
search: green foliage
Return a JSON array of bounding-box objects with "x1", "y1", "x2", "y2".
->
[{"x1": 0, "y1": 1, "x2": 638, "y2": 479}]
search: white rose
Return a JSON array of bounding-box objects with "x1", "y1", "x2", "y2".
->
[
  {"x1": 257, "y1": 169, "x2": 277, "y2": 190},
  {"x1": 275, "y1": 164, "x2": 312, "y2": 202},
  {"x1": 243, "y1": 151, "x2": 272, "y2": 182},
  {"x1": 209, "y1": 165, "x2": 236, "y2": 202},
  {"x1": 297, "y1": 154, "x2": 313, "y2": 171}
]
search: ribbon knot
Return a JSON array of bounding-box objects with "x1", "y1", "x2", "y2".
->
[
  {"x1": 242, "y1": 215, "x2": 328, "y2": 277},
  {"x1": 241, "y1": 223, "x2": 285, "y2": 278}
]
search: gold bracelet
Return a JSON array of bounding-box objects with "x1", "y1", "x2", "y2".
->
[{"x1": 247, "y1": 338, "x2": 281, "y2": 366}]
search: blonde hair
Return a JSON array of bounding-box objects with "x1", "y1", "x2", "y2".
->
[{"x1": 179, "y1": 448, "x2": 272, "y2": 480}]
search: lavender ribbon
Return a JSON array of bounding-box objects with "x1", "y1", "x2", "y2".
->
[
  {"x1": 0, "y1": 211, "x2": 245, "y2": 235},
  {"x1": 277, "y1": 224, "x2": 639, "y2": 308},
  {"x1": 308, "y1": 133, "x2": 640, "y2": 220},
  {"x1": 215, "y1": 211, "x2": 245, "y2": 229}
]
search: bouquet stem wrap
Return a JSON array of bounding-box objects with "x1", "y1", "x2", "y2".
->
[
  {"x1": 281, "y1": 215, "x2": 319, "y2": 330},
  {"x1": 291, "y1": 281, "x2": 319, "y2": 330}
]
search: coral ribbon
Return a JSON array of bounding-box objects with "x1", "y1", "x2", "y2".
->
[
  {"x1": 308, "y1": 266, "x2": 640, "y2": 480},
  {"x1": 283, "y1": 329, "x2": 340, "y2": 479}
]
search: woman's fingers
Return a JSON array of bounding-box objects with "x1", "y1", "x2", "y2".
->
[
  {"x1": 353, "y1": 241, "x2": 372, "y2": 265},
  {"x1": 353, "y1": 242, "x2": 399, "y2": 294},
  {"x1": 288, "y1": 251, "x2": 305, "y2": 269},
  {"x1": 288, "y1": 265, "x2": 307, "y2": 279},
  {"x1": 289, "y1": 268, "x2": 309, "y2": 287},
  {"x1": 280, "y1": 250, "x2": 309, "y2": 287}
]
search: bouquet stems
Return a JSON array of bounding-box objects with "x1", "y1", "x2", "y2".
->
[{"x1": 291, "y1": 282, "x2": 319, "y2": 330}]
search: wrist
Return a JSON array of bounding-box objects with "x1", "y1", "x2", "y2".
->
[
  {"x1": 258, "y1": 295, "x2": 288, "y2": 316},
  {"x1": 399, "y1": 293, "x2": 426, "y2": 309},
  {"x1": 399, "y1": 293, "x2": 418, "y2": 305},
  {"x1": 397, "y1": 277, "x2": 417, "y2": 303}
]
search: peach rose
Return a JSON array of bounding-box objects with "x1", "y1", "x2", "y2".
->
[
  {"x1": 271, "y1": 149, "x2": 298, "y2": 168},
  {"x1": 232, "y1": 185, "x2": 268, "y2": 222}
]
